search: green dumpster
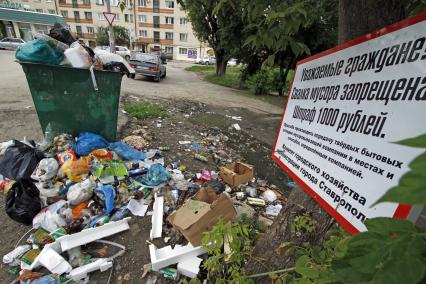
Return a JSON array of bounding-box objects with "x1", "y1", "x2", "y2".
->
[{"x1": 19, "y1": 62, "x2": 123, "y2": 141}]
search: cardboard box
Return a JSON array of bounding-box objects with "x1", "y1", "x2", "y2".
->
[
  {"x1": 167, "y1": 187, "x2": 237, "y2": 246},
  {"x1": 220, "y1": 162, "x2": 254, "y2": 187}
]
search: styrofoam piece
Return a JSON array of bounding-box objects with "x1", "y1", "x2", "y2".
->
[
  {"x1": 38, "y1": 248, "x2": 72, "y2": 274},
  {"x1": 150, "y1": 193, "x2": 164, "y2": 240},
  {"x1": 21, "y1": 239, "x2": 62, "y2": 271},
  {"x1": 149, "y1": 243, "x2": 206, "y2": 271},
  {"x1": 177, "y1": 257, "x2": 203, "y2": 278},
  {"x1": 58, "y1": 217, "x2": 131, "y2": 251},
  {"x1": 68, "y1": 258, "x2": 113, "y2": 281}
]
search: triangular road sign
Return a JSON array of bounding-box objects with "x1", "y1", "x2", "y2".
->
[{"x1": 103, "y1": 12, "x2": 116, "y2": 25}]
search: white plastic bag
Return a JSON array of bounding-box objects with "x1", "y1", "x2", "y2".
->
[
  {"x1": 67, "y1": 178, "x2": 95, "y2": 205},
  {"x1": 32, "y1": 200, "x2": 68, "y2": 232},
  {"x1": 31, "y1": 158, "x2": 59, "y2": 182}
]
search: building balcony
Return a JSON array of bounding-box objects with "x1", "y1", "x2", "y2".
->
[
  {"x1": 65, "y1": 17, "x2": 93, "y2": 24},
  {"x1": 73, "y1": 32, "x2": 96, "y2": 40},
  {"x1": 138, "y1": 23, "x2": 173, "y2": 29},
  {"x1": 137, "y1": 7, "x2": 173, "y2": 14},
  {"x1": 160, "y1": 39, "x2": 173, "y2": 45},
  {"x1": 139, "y1": 22, "x2": 153, "y2": 28},
  {"x1": 137, "y1": 37, "x2": 154, "y2": 44},
  {"x1": 59, "y1": 1, "x2": 91, "y2": 9}
]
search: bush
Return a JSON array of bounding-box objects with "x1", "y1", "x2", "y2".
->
[{"x1": 247, "y1": 69, "x2": 273, "y2": 95}]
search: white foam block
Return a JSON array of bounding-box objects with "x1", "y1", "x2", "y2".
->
[
  {"x1": 149, "y1": 243, "x2": 206, "y2": 271},
  {"x1": 177, "y1": 257, "x2": 203, "y2": 278}
]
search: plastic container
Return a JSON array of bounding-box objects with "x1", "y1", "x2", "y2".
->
[
  {"x1": 18, "y1": 62, "x2": 123, "y2": 141},
  {"x1": 64, "y1": 42, "x2": 92, "y2": 68}
]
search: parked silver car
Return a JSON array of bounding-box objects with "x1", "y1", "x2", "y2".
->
[
  {"x1": 0, "y1": 38, "x2": 25, "y2": 50},
  {"x1": 128, "y1": 53, "x2": 166, "y2": 82}
]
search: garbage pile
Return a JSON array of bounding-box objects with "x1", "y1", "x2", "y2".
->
[
  {"x1": 0, "y1": 128, "x2": 285, "y2": 282},
  {"x1": 15, "y1": 23, "x2": 135, "y2": 77}
]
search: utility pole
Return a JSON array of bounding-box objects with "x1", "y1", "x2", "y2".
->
[{"x1": 105, "y1": 0, "x2": 115, "y2": 53}]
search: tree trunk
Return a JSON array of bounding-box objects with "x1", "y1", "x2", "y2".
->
[
  {"x1": 338, "y1": 0, "x2": 406, "y2": 44},
  {"x1": 215, "y1": 49, "x2": 227, "y2": 76},
  {"x1": 245, "y1": 1, "x2": 407, "y2": 281}
]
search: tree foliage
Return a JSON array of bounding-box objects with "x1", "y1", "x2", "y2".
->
[{"x1": 96, "y1": 26, "x2": 129, "y2": 47}]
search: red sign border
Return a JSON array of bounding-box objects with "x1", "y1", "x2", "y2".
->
[
  {"x1": 103, "y1": 12, "x2": 116, "y2": 26},
  {"x1": 271, "y1": 12, "x2": 426, "y2": 234}
]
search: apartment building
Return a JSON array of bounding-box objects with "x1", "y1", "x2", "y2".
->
[{"x1": 0, "y1": 0, "x2": 211, "y2": 60}]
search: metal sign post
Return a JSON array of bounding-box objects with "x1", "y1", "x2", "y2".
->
[{"x1": 103, "y1": 11, "x2": 116, "y2": 53}]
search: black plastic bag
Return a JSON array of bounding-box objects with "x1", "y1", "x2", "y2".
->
[
  {"x1": 49, "y1": 23, "x2": 76, "y2": 45},
  {"x1": 103, "y1": 62, "x2": 129, "y2": 77},
  {"x1": 0, "y1": 140, "x2": 44, "y2": 180},
  {"x1": 6, "y1": 180, "x2": 42, "y2": 225}
]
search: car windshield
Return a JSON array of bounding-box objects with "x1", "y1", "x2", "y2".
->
[{"x1": 132, "y1": 53, "x2": 158, "y2": 63}]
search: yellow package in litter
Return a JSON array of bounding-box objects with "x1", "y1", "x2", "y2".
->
[{"x1": 61, "y1": 158, "x2": 90, "y2": 182}]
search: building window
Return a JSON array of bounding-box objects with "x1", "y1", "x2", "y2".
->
[
  {"x1": 46, "y1": 0, "x2": 53, "y2": 2},
  {"x1": 125, "y1": 0, "x2": 133, "y2": 8},
  {"x1": 179, "y1": 47, "x2": 187, "y2": 55},
  {"x1": 180, "y1": 17, "x2": 187, "y2": 25},
  {"x1": 139, "y1": 30, "x2": 147, "y2": 37},
  {"x1": 165, "y1": 0, "x2": 174, "y2": 8},
  {"x1": 153, "y1": 31, "x2": 160, "y2": 43},
  {"x1": 96, "y1": 0, "x2": 103, "y2": 4},
  {"x1": 165, "y1": 16, "x2": 173, "y2": 24},
  {"x1": 138, "y1": 15, "x2": 147, "y2": 22},
  {"x1": 97, "y1": 12, "x2": 104, "y2": 20},
  {"x1": 83, "y1": 0, "x2": 90, "y2": 4},
  {"x1": 74, "y1": 11, "x2": 80, "y2": 20},
  {"x1": 110, "y1": 0, "x2": 118, "y2": 6},
  {"x1": 165, "y1": 32, "x2": 173, "y2": 40},
  {"x1": 153, "y1": 0, "x2": 159, "y2": 12},
  {"x1": 87, "y1": 26, "x2": 95, "y2": 33},
  {"x1": 61, "y1": 10, "x2": 68, "y2": 17},
  {"x1": 130, "y1": 14, "x2": 133, "y2": 22},
  {"x1": 125, "y1": 14, "x2": 129, "y2": 22},
  {"x1": 138, "y1": 0, "x2": 146, "y2": 6},
  {"x1": 153, "y1": 16, "x2": 159, "y2": 28},
  {"x1": 165, "y1": 46, "x2": 173, "y2": 54},
  {"x1": 76, "y1": 25, "x2": 82, "y2": 35},
  {"x1": 85, "y1": 11, "x2": 92, "y2": 19},
  {"x1": 48, "y1": 9, "x2": 55, "y2": 14},
  {"x1": 115, "y1": 13, "x2": 119, "y2": 20},
  {"x1": 179, "y1": 33, "x2": 187, "y2": 41},
  {"x1": 35, "y1": 8, "x2": 43, "y2": 13}
]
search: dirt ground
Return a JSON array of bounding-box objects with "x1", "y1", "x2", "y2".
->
[{"x1": 0, "y1": 51, "x2": 290, "y2": 283}]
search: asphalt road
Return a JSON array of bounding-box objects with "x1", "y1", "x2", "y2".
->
[{"x1": 0, "y1": 50, "x2": 283, "y2": 145}]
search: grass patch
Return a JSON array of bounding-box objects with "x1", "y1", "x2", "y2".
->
[{"x1": 124, "y1": 102, "x2": 166, "y2": 120}]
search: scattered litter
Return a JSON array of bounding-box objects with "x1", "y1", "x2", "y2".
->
[
  {"x1": 265, "y1": 204, "x2": 283, "y2": 216},
  {"x1": 150, "y1": 193, "x2": 164, "y2": 240},
  {"x1": 149, "y1": 243, "x2": 206, "y2": 271},
  {"x1": 127, "y1": 198, "x2": 149, "y2": 217},
  {"x1": 177, "y1": 256, "x2": 202, "y2": 279},
  {"x1": 232, "y1": 123, "x2": 241, "y2": 131}
]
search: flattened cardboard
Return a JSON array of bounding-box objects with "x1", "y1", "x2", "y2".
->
[
  {"x1": 168, "y1": 187, "x2": 236, "y2": 246},
  {"x1": 220, "y1": 162, "x2": 254, "y2": 187}
]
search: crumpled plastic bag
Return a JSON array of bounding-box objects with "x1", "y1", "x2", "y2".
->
[
  {"x1": 91, "y1": 159, "x2": 128, "y2": 179},
  {"x1": 96, "y1": 185, "x2": 116, "y2": 215},
  {"x1": 0, "y1": 140, "x2": 44, "y2": 181},
  {"x1": 31, "y1": 158, "x2": 59, "y2": 182},
  {"x1": 6, "y1": 180, "x2": 42, "y2": 225},
  {"x1": 109, "y1": 141, "x2": 145, "y2": 161},
  {"x1": 67, "y1": 178, "x2": 95, "y2": 205},
  {"x1": 265, "y1": 204, "x2": 283, "y2": 217},
  {"x1": 142, "y1": 164, "x2": 170, "y2": 186},
  {"x1": 3, "y1": 245, "x2": 31, "y2": 266},
  {"x1": 73, "y1": 132, "x2": 109, "y2": 157},
  {"x1": 261, "y1": 189, "x2": 277, "y2": 203},
  {"x1": 60, "y1": 158, "x2": 90, "y2": 182},
  {"x1": 15, "y1": 38, "x2": 64, "y2": 65},
  {"x1": 32, "y1": 200, "x2": 67, "y2": 232}
]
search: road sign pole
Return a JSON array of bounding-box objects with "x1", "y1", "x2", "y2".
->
[{"x1": 105, "y1": 0, "x2": 114, "y2": 53}]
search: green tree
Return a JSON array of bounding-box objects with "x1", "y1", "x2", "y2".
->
[
  {"x1": 96, "y1": 26, "x2": 130, "y2": 47},
  {"x1": 178, "y1": 0, "x2": 244, "y2": 76}
]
